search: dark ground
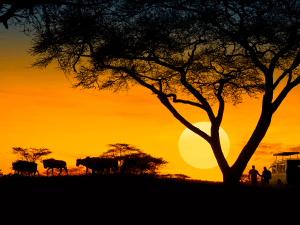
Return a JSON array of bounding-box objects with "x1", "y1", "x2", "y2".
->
[{"x1": 1, "y1": 174, "x2": 299, "y2": 224}]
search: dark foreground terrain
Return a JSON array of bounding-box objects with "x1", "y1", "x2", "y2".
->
[{"x1": 1, "y1": 174, "x2": 299, "y2": 224}]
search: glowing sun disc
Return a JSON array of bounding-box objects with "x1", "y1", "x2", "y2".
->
[{"x1": 178, "y1": 122, "x2": 230, "y2": 169}]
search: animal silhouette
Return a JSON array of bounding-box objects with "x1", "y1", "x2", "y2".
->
[
  {"x1": 76, "y1": 157, "x2": 118, "y2": 175},
  {"x1": 12, "y1": 160, "x2": 39, "y2": 177},
  {"x1": 76, "y1": 157, "x2": 101, "y2": 175},
  {"x1": 120, "y1": 157, "x2": 139, "y2": 174},
  {"x1": 99, "y1": 158, "x2": 118, "y2": 174},
  {"x1": 42, "y1": 158, "x2": 68, "y2": 176}
]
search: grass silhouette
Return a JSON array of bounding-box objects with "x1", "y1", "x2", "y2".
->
[{"x1": 0, "y1": 174, "x2": 299, "y2": 224}]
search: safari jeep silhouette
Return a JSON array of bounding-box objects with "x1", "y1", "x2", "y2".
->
[{"x1": 269, "y1": 152, "x2": 300, "y2": 185}]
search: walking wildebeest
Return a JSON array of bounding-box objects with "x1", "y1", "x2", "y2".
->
[
  {"x1": 104, "y1": 158, "x2": 119, "y2": 174},
  {"x1": 120, "y1": 157, "x2": 140, "y2": 174},
  {"x1": 76, "y1": 157, "x2": 119, "y2": 175},
  {"x1": 76, "y1": 157, "x2": 103, "y2": 175},
  {"x1": 12, "y1": 160, "x2": 39, "y2": 177},
  {"x1": 42, "y1": 158, "x2": 68, "y2": 176}
]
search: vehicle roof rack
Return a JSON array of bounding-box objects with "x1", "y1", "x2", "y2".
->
[
  {"x1": 273, "y1": 152, "x2": 299, "y2": 156},
  {"x1": 273, "y1": 152, "x2": 299, "y2": 161}
]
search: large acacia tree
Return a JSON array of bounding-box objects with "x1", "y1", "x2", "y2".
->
[{"x1": 28, "y1": 0, "x2": 300, "y2": 183}]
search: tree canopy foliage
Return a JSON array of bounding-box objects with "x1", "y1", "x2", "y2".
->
[
  {"x1": 6, "y1": 0, "x2": 300, "y2": 183},
  {"x1": 0, "y1": 1, "x2": 111, "y2": 30},
  {"x1": 101, "y1": 143, "x2": 143, "y2": 158},
  {"x1": 100, "y1": 143, "x2": 168, "y2": 175},
  {"x1": 11, "y1": 147, "x2": 52, "y2": 163}
]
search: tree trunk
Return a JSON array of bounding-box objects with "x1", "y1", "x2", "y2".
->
[
  {"x1": 223, "y1": 168, "x2": 243, "y2": 184},
  {"x1": 222, "y1": 110, "x2": 273, "y2": 184}
]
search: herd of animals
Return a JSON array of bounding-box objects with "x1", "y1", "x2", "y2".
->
[{"x1": 11, "y1": 157, "x2": 144, "y2": 177}]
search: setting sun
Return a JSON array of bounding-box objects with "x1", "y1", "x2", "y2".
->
[{"x1": 178, "y1": 122, "x2": 230, "y2": 169}]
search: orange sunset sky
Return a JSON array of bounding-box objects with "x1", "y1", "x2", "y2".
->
[{"x1": 1, "y1": 25, "x2": 300, "y2": 182}]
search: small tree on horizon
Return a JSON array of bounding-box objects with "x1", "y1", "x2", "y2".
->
[
  {"x1": 101, "y1": 143, "x2": 143, "y2": 158},
  {"x1": 10, "y1": 147, "x2": 52, "y2": 163},
  {"x1": 121, "y1": 152, "x2": 168, "y2": 175},
  {"x1": 173, "y1": 174, "x2": 191, "y2": 180},
  {"x1": 100, "y1": 143, "x2": 168, "y2": 175}
]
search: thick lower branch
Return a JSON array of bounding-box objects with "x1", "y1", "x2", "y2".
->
[
  {"x1": 157, "y1": 94, "x2": 211, "y2": 143},
  {"x1": 179, "y1": 70, "x2": 216, "y2": 122},
  {"x1": 166, "y1": 94, "x2": 205, "y2": 109}
]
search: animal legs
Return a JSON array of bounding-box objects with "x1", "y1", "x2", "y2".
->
[
  {"x1": 58, "y1": 168, "x2": 62, "y2": 176},
  {"x1": 65, "y1": 167, "x2": 68, "y2": 176}
]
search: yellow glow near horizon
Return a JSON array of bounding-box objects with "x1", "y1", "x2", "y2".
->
[{"x1": 178, "y1": 122, "x2": 230, "y2": 169}]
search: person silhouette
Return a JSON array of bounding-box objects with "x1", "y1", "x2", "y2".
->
[
  {"x1": 261, "y1": 167, "x2": 271, "y2": 184},
  {"x1": 249, "y1": 165, "x2": 261, "y2": 185}
]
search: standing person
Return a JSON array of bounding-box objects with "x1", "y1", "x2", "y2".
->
[
  {"x1": 261, "y1": 167, "x2": 271, "y2": 184},
  {"x1": 249, "y1": 165, "x2": 261, "y2": 185}
]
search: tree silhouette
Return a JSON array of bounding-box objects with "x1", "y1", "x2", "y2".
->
[
  {"x1": 173, "y1": 174, "x2": 191, "y2": 180},
  {"x1": 27, "y1": 0, "x2": 300, "y2": 183},
  {"x1": 100, "y1": 143, "x2": 168, "y2": 175},
  {"x1": 0, "y1": 1, "x2": 112, "y2": 30},
  {"x1": 11, "y1": 147, "x2": 52, "y2": 163},
  {"x1": 120, "y1": 152, "x2": 168, "y2": 175},
  {"x1": 101, "y1": 143, "x2": 142, "y2": 158}
]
